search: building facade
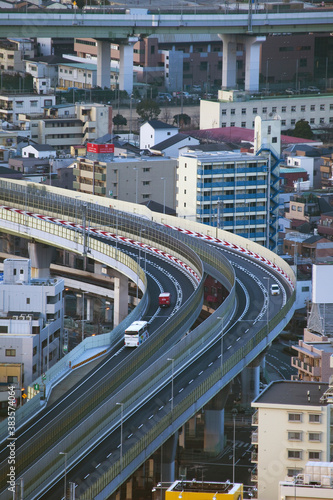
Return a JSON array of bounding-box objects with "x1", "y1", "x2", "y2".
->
[
  {"x1": 0, "y1": 259, "x2": 64, "y2": 410},
  {"x1": 251, "y1": 380, "x2": 332, "y2": 500},
  {"x1": 0, "y1": 93, "x2": 56, "y2": 124},
  {"x1": 200, "y1": 90, "x2": 333, "y2": 132},
  {"x1": 176, "y1": 150, "x2": 270, "y2": 246}
]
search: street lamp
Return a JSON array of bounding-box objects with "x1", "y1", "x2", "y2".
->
[
  {"x1": 231, "y1": 408, "x2": 238, "y2": 485},
  {"x1": 167, "y1": 358, "x2": 174, "y2": 413},
  {"x1": 133, "y1": 167, "x2": 138, "y2": 204},
  {"x1": 59, "y1": 452, "x2": 68, "y2": 500},
  {"x1": 161, "y1": 177, "x2": 166, "y2": 214},
  {"x1": 116, "y1": 402, "x2": 124, "y2": 471},
  {"x1": 217, "y1": 317, "x2": 226, "y2": 373}
]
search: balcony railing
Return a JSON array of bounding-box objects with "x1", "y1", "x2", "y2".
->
[
  {"x1": 252, "y1": 410, "x2": 258, "y2": 425},
  {"x1": 251, "y1": 431, "x2": 258, "y2": 444}
]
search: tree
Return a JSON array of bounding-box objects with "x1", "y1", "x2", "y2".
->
[
  {"x1": 286, "y1": 119, "x2": 314, "y2": 139},
  {"x1": 136, "y1": 99, "x2": 161, "y2": 121},
  {"x1": 173, "y1": 113, "x2": 191, "y2": 128},
  {"x1": 113, "y1": 114, "x2": 127, "y2": 129}
]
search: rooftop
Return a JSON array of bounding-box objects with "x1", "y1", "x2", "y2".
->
[{"x1": 253, "y1": 380, "x2": 329, "y2": 406}]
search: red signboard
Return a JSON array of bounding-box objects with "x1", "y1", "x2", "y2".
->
[{"x1": 87, "y1": 143, "x2": 114, "y2": 154}]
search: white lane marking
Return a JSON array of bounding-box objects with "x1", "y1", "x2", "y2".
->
[
  {"x1": 128, "y1": 433, "x2": 133, "y2": 438},
  {"x1": 199, "y1": 370, "x2": 203, "y2": 375},
  {"x1": 149, "y1": 414, "x2": 154, "y2": 419},
  {"x1": 84, "y1": 474, "x2": 90, "y2": 479},
  {"x1": 179, "y1": 388, "x2": 184, "y2": 393},
  {"x1": 227, "y1": 345, "x2": 232, "y2": 350},
  {"x1": 189, "y1": 379, "x2": 194, "y2": 384},
  {"x1": 96, "y1": 463, "x2": 101, "y2": 468},
  {"x1": 237, "y1": 337, "x2": 241, "y2": 341},
  {"x1": 159, "y1": 406, "x2": 164, "y2": 410},
  {"x1": 208, "y1": 362, "x2": 213, "y2": 367},
  {"x1": 107, "y1": 452, "x2": 112, "y2": 458}
]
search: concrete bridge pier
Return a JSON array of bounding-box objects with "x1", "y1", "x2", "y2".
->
[
  {"x1": 161, "y1": 433, "x2": 178, "y2": 484},
  {"x1": 203, "y1": 384, "x2": 231, "y2": 454},
  {"x1": 28, "y1": 241, "x2": 55, "y2": 278},
  {"x1": 96, "y1": 40, "x2": 111, "y2": 89},
  {"x1": 94, "y1": 263, "x2": 128, "y2": 327},
  {"x1": 240, "y1": 354, "x2": 266, "y2": 406},
  {"x1": 119, "y1": 38, "x2": 137, "y2": 95},
  {"x1": 219, "y1": 34, "x2": 265, "y2": 92}
]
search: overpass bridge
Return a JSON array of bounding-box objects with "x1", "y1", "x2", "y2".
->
[
  {"x1": 0, "y1": 8, "x2": 331, "y2": 91},
  {"x1": 0, "y1": 179, "x2": 296, "y2": 499}
]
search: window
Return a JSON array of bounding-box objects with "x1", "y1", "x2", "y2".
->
[
  {"x1": 253, "y1": 107, "x2": 257, "y2": 114},
  {"x1": 288, "y1": 450, "x2": 302, "y2": 459},
  {"x1": 282, "y1": 106, "x2": 286, "y2": 113},
  {"x1": 142, "y1": 181, "x2": 150, "y2": 186},
  {"x1": 231, "y1": 122, "x2": 235, "y2": 127},
  {"x1": 301, "y1": 105, "x2": 306, "y2": 112},
  {"x1": 310, "y1": 105, "x2": 315, "y2": 111},
  {"x1": 330, "y1": 103, "x2": 333, "y2": 110},
  {"x1": 241, "y1": 122, "x2": 246, "y2": 127},
  {"x1": 288, "y1": 431, "x2": 302, "y2": 441},
  {"x1": 184, "y1": 202, "x2": 186, "y2": 207},
  {"x1": 33, "y1": 346, "x2": 37, "y2": 356},
  {"x1": 281, "y1": 120, "x2": 286, "y2": 126},
  {"x1": 297, "y1": 206, "x2": 302, "y2": 212},
  {"x1": 310, "y1": 118, "x2": 315, "y2": 124},
  {"x1": 288, "y1": 413, "x2": 301, "y2": 422},
  {"x1": 222, "y1": 109, "x2": 226, "y2": 115},
  {"x1": 200, "y1": 62, "x2": 208, "y2": 71},
  {"x1": 291, "y1": 106, "x2": 296, "y2": 112},
  {"x1": 272, "y1": 137, "x2": 277, "y2": 143},
  {"x1": 6, "y1": 349, "x2": 16, "y2": 356},
  {"x1": 320, "y1": 118, "x2": 324, "y2": 124},
  {"x1": 222, "y1": 122, "x2": 226, "y2": 127},
  {"x1": 262, "y1": 107, "x2": 267, "y2": 113},
  {"x1": 0, "y1": 326, "x2": 8, "y2": 333},
  {"x1": 308, "y1": 432, "x2": 321, "y2": 442},
  {"x1": 309, "y1": 451, "x2": 321, "y2": 460},
  {"x1": 291, "y1": 119, "x2": 296, "y2": 125},
  {"x1": 143, "y1": 167, "x2": 150, "y2": 172},
  {"x1": 302, "y1": 286, "x2": 310, "y2": 292},
  {"x1": 30, "y1": 101, "x2": 38, "y2": 107},
  {"x1": 320, "y1": 104, "x2": 325, "y2": 111},
  {"x1": 268, "y1": 125, "x2": 271, "y2": 135},
  {"x1": 287, "y1": 468, "x2": 303, "y2": 478},
  {"x1": 272, "y1": 107, "x2": 277, "y2": 113},
  {"x1": 231, "y1": 109, "x2": 235, "y2": 115},
  {"x1": 142, "y1": 194, "x2": 150, "y2": 199},
  {"x1": 309, "y1": 414, "x2": 321, "y2": 423},
  {"x1": 16, "y1": 101, "x2": 23, "y2": 107},
  {"x1": 26, "y1": 298, "x2": 30, "y2": 304},
  {"x1": 241, "y1": 108, "x2": 246, "y2": 115},
  {"x1": 7, "y1": 376, "x2": 18, "y2": 383}
]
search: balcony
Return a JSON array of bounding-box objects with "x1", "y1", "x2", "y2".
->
[
  {"x1": 251, "y1": 431, "x2": 258, "y2": 444},
  {"x1": 252, "y1": 410, "x2": 258, "y2": 425},
  {"x1": 291, "y1": 357, "x2": 321, "y2": 377},
  {"x1": 251, "y1": 451, "x2": 258, "y2": 462}
]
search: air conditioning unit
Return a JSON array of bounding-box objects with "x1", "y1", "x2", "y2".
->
[
  {"x1": 12, "y1": 315, "x2": 18, "y2": 320},
  {"x1": 26, "y1": 315, "x2": 32, "y2": 320},
  {"x1": 19, "y1": 315, "x2": 25, "y2": 320}
]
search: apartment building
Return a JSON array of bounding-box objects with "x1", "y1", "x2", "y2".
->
[
  {"x1": 200, "y1": 90, "x2": 333, "y2": 132},
  {"x1": 0, "y1": 259, "x2": 64, "y2": 410},
  {"x1": 73, "y1": 154, "x2": 177, "y2": 209},
  {"x1": 176, "y1": 150, "x2": 270, "y2": 246},
  {"x1": 251, "y1": 380, "x2": 332, "y2": 500},
  {"x1": 280, "y1": 461, "x2": 333, "y2": 499},
  {"x1": 0, "y1": 93, "x2": 56, "y2": 124},
  {"x1": 17, "y1": 102, "x2": 112, "y2": 150},
  {"x1": 0, "y1": 38, "x2": 34, "y2": 72}
]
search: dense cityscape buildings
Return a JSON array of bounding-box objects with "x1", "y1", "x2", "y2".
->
[{"x1": 0, "y1": 2, "x2": 333, "y2": 500}]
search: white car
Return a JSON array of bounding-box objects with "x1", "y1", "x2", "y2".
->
[{"x1": 270, "y1": 284, "x2": 280, "y2": 296}]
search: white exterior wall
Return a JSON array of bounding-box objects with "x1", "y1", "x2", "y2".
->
[
  {"x1": 0, "y1": 259, "x2": 64, "y2": 388},
  {"x1": 159, "y1": 136, "x2": 200, "y2": 158},
  {"x1": 177, "y1": 155, "x2": 199, "y2": 220},
  {"x1": 0, "y1": 94, "x2": 56, "y2": 124},
  {"x1": 287, "y1": 156, "x2": 315, "y2": 188},
  {"x1": 312, "y1": 265, "x2": 333, "y2": 304},
  {"x1": 58, "y1": 64, "x2": 97, "y2": 89},
  {"x1": 254, "y1": 403, "x2": 329, "y2": 500},
  {"x1": 140, "y1": 122, "x2": 178, "y2": 150},
  {"x1": 22, "y1": 144, "x2": 56, "y2": 159},
  {"x1": 200, "y1": 94, "x2": 333, "y2": 131}
]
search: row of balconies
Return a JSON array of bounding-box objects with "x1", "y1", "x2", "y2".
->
[
  {"x1": 72, "y1": 168, "x2": 106, "y2": 182},
  {"x1": 291, "y1": 356, "x2": 321, "y2": 377},
  {"x1": 73, "y1": 181, "x2": 106, "y2": 195}
]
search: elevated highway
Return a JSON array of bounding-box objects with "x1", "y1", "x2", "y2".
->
[{"x1": 0, "y1": 179, "x2": 295, "y2": 499}]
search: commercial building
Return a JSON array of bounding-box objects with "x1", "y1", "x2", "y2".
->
[
  {"x1": 73, "y1": 154, "x2": 177, "y2": 210},
  {"x1": 200, "y1": 90, "x2": 333, "y2": 133},
  {"x1": 0, "y1": 258, "x2": 64, "y2": 410},
  {"x1": 251, "y1": 380, "x2": 332, "y2": 500}
]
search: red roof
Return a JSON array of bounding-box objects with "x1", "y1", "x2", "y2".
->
[{"x1": 187, "y1": 127, "x2": 318, "y2": 145}]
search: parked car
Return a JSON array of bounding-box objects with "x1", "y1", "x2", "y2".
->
[{"x1": 307, "y1": 86, "x2": 321, "y2": 93}]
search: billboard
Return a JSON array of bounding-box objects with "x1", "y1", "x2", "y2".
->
[{"x1": 87, "y1": 143, "x2": 114, "y2": 154}]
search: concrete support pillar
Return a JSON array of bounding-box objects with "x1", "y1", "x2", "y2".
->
[
  {"x1": 126, "y1": 478, "x2": 133, "y2": 500},
  {"x1": 203, "y1": 385, "x2": 230, "y2": 454},
  {"x1": 119, "y1": 39, "x2": 137, "y2": 94},
  {"x1": 28, "y1": 242, "x2": 55, "y2": 278},
  {"x1": 188, "y1": 417, "x2": 196, "y2": 438},
  {"x1": 161, "y1": 433, "x2": 178, "y2": 483},
  {"x1": 241, "y1": 362, "x2": 260, "y2": 406},
  {"x1": 220, "y1": 34, "x2": 237, "y2": 89},
  {"x1": 178, "y1": 424, "x2": 186, "y2": 448},
  {"x1": 94, "y1": 263, "x2": 128, "y2": 327},
  {"x1": 244, "y1": 36, "x2": 266, "y2": 92},
  {"x1": 113, "y1": 271, "x2": 128, "y2": 326},
  {"x1": 86, "y1": 297, "x2": 93, "y2": 322},
  {"x1": 96, "y1": 40, "x2": 111, "y2": 89}
]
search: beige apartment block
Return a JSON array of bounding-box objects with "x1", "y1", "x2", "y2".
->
[{"x1": 251, "y1": 380, "x2": 332, "y2": 500}]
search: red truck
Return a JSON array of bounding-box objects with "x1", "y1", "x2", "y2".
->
[{"x1": 158, "y1": 292, "x2": 171, "y2": 307}]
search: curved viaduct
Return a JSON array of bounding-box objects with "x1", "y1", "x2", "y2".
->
[{"x1": 0, "y1": 179, "x2": 296, "y2": 499}]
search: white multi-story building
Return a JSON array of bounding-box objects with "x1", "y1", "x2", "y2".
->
[
  {"x1": 200, "y1": 90, "x2": 333, "y2": 132},
  {"x1": 251, "y1": 380, "x2": 333, "y2": 500},
  {"x1": 176, "y1": 150, "x2": 271, "y2": 246},
  {"x1": 0, "y1": 259, "x2": 64, "y2": 409},
  {"x1": 0, "y1": 93, "x2": 56, "y2": 124},
  {"x1": 140, "y1": 120, "x2": 178, "y2": 151}
]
